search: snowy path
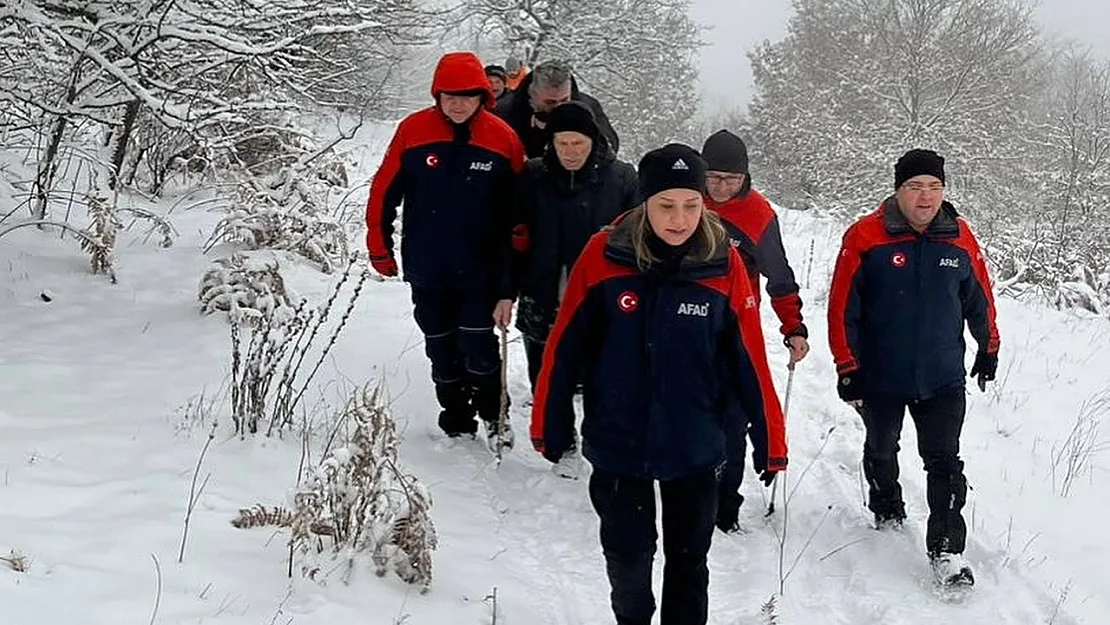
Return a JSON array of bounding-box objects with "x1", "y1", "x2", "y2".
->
[{"x1": 2, "y1": 125, "x2": 1106, "y2": 623}]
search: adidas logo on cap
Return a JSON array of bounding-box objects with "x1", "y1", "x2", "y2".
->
[{"x1": 672, "y1": 158, "x2": 689, "y2": 170}]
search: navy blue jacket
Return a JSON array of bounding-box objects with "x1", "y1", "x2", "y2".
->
[
  {"x1": 511, "y1": 135, "x2": 639, "y2": 341},
  {"x1": 365, "y1": 52, "x2": 526, "y2": 295},
  {"x1": 530, "y1": 209, "x2": 788, "y2": 480},
  {"x1": 827, "y1": 198, "x2": 1001, "y2": 400}
]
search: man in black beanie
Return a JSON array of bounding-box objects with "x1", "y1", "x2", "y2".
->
[
  {"x1": 700, "y1": 128, "x2": 809, "y2": 534},
  {"x1": 507, "y1": 101, "x2": 638, "y2": 479},
  {"x1": 827, "y1": 147, "x2": 1000, "y2": 588}
]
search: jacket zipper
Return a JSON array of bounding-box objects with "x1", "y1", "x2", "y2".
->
[{"x1": 914, "y1": 236, "x2": 925, "y2": 397}]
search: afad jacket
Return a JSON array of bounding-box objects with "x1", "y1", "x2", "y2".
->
[
  {"x1": 365, "y1": 52, "x2": 526, "y2": 295},
  {"x1": 530, "y1": 207, "x2": 788, "y2": 480},
  {"x1": 827, "y1": 197, "x2": 1001, "y2": 400},
  {"x1": 706, "y1": 188, "x2": 806, "y2": 341}
]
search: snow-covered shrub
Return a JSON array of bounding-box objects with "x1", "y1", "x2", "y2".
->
[
  {"x1": 228, "y1": 259, "x2": 369, "y2": 437},
  {"x1": 292, "y1": 382, "x2": 437, "y2": 593},
  {"x1": 205, "y1": 142, "x2": 354, "y2": 274},
  {"x1": 198, "y1": 252, "x2": 302, "y2": 321}
]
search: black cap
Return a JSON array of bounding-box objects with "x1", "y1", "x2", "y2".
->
[
  {"x1": 895, "y1": 149, "x2": 945, "y2": 188},
  {"x1": 545, "y1": 101, "x2": 599, "y2": 140},
  {"x1": 484, "y1": 64, "x2": 506, "y2": 80},
  {"x1": 638, "y1": 143, "x2": 707, "y2": 201},
  {"x1": 701, "y1": 129, "x2": 749, "y2": 173}
]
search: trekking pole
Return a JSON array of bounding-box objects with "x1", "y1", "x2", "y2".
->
[
  {"x1": 495, "y1": 325, "x2": 510, "y2": 466},
  {"x1": 766, "y1": 360, "x2": 795, "y2": 517}
]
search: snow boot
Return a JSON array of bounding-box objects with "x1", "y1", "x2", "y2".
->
[
  {"x1": 716, "y1": 492, "x2": 745, "y2": 533},
  {"x1": 872, "y1": 501, "x2": 907, "y2": 530},
  {"x1": 929, "y1": 552, "x2": 974, "y2": 587},
  {"x1": 483, "y1": 418, "x2": 514, "y2": 452},
  {"x1": 436, "y1": 381, "x2": 476, "y2": 437},
  {"x1": 552, "y1": 441, "x2": 583, "y2": 480}
]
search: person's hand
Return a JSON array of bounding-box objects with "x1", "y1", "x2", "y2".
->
[
  {"x1": 759, "y1": 469, "x2": 778, "y2": 487},
  {"x1": 493, "y1": 299, "x2": 514, "y2": 329},
  {"x1": 838, "y1": 370, "x2": 864, "y2": 408},
  {"x1": 370, "y1": 254, "x2": 397, "y2": 277},
  {"x1": 969, "y1": 350, "x2": 998, "y2": 392},
  {"x1": 787, "y1": 335, "x2": 810, "y2": 365}
]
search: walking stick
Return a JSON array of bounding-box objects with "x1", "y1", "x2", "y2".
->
[
  {"x1": 766, "y1": 361, "x2": 795, "y2": 517},
  {"x1": 495, "y1": 325, "x2": 510, "y2": 466}
]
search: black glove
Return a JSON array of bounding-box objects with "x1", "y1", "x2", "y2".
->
[
  {"x1": 759, "y1": 470, "x2": 777, "y2": 487},
  {"x1": 837, "y1": 370, "x2": 864, "y2": 403},
  {"x1": 969, "y1": 350, "x2": 998, "y2": 392},
  {"x1": 782, "y1": 322, "x2": 809, "y2": 347}
]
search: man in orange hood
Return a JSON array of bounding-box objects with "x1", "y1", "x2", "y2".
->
[
  {"x1": 700, "y1": 129, "x2": 808, "y2": 533},
  {"x1": 365, "y1": 52, "x2": 527, "y2": 451}
]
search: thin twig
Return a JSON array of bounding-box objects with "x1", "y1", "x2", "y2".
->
[
  {"x1": 178, "y1": 421, "x2": 217, "y2": 563},
  {"x1": 148, "y1": 554, "x2": 162, "y2": 625}
]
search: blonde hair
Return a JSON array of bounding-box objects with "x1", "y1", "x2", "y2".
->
[{"x1": 630, "y1": 202, "x2": 727, "y2": 271}]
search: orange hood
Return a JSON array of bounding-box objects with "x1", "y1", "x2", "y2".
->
[{"x1": 431, "y1": 52, "x2": 496, "y2": 108}]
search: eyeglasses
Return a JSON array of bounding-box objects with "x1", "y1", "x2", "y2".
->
[{"x1": 706, "y1": 174, "x2": 744, "y2": 184}]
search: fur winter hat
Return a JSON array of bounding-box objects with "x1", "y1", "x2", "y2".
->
[
  {"x1": 701, "y1": 129, "x2": 749, "y2": 173},
  {"x1": 638, "y1": 143, "x2": 707, "y2": 201},
  {"x1": 895, "y1": 149, "x2": 945, "y2": 188}
]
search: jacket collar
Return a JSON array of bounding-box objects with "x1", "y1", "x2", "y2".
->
[
  {"x1": 603, "y1": 207, "x2": 730, "y2": 279},
  {"x1": 881, "y1": 196, "x2": 960, "y2": 238}
]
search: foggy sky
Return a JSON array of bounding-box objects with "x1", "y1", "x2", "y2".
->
[{"x1": 693, "y1": 0, "x2": 1110, "y2": 112}]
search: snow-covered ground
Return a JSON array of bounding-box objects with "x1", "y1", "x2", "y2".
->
[{"x1": 1, "y1": 122, "x2": 1107, "y2": 624}]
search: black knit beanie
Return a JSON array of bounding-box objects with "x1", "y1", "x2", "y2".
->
[
  {"x1": 895, "y1": 149, "x2": 945, "y2": 188},
  {"x1": 546, "y1": 101, "x2": 599, "y2": 140},
  {"x1": 638, "y1": 143, "x2": 707, "y2": 201},
  {"x1": 701, "y1": 129, "x2": 749, "y2": 173},
  {"x1": 484, "y1": 64, "x2": 506, "y2": 80}
]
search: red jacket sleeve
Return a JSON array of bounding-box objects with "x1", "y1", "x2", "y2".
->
[
  {"x1": 365, "y1": 121, "x2": 409, "y2": 260},
  {"x1": 956, "y1": 222, "x2": 1001, "y2": 355},
  {"x1": 725, "y1": 248, "x2": 787, "y2": 471},
  {"x1": 827, "y1": 225, "x2": 866, "y2": 375},
  {"x1": 529, "y1": 233, "x2": 605, "y2": 455}
]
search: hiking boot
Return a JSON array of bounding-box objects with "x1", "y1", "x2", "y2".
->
[
  {"x1": 874, "y1": 508, "x2": 907, "y2": 530},
  {"x1": 929, "y1": 551, "x2": 974, "y2": 587}
]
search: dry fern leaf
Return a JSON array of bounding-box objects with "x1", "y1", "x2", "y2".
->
[
  {"x1": 2, "y1": 550, "x2": 29, "y2": 572},
  {"x1": 230, "y1": 504, "x2": 295, "y2": 529}
]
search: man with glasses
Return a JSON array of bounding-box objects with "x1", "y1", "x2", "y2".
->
[
  {"x1": 827, "y1": 148, "x2": 1000, "y2": 588},
  {"x1": 700, "y1": 129, "x2": 808, "y2": 534},
  {"x1": 494, "y1": 59, "x2": 620, "y2": 158}
]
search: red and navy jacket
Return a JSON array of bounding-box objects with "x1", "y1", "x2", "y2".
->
[
  {"x1": 365, "y1": 52, "x2": 526, "y2": 295},
  {"x1": 706, "y1": 189, "x2": 806, "y2": 341},
  {"x1": 530, "y1": 208, "x2": 788, "y2": 480},
  {"x1": 827, "y1": 198, "x2": 1001, "y2": 400}
]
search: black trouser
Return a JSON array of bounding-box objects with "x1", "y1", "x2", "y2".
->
[
  {"x1": 716, "y1": 414, "x2": 747, "y2": 530},
  {"x1": 523, "y1": 335, "x2": 576, "y2": 450},
  {"x1": 411, "y1": 287, "x2": 502, "y2": 434},
  {"x1": 860, "y1": 391, "x2": 968, "y2": 554},
  {"x1": 588, "y1": 467, "x2": 720, "y2": 625}
]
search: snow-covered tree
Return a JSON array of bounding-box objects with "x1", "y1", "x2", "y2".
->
[
  {"x1": 462, "y1": 0, "x2": 707, "y2": 159},
  {"x1": 748, "y1": 0, "x2": 1044, "y2": 219}
]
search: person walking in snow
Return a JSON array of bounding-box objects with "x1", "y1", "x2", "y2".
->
[
  {"x1": 365, "y1": 51, "x2": 526, "y2": 450},
  {"x1": 531, "y1": 143, "x2": 787, "y2": 625},
  {"x1": 494, "y1": 59, "x2": 620, "y2": 159},
  {"x1": 827, "y1": 148, "x2": 1000, "y2": 587},
  {"x1": 508, "y1": 101, "x2": 639, "y2": 477},
  {"x1": 700, "y1": 128, "x2": 809, "y2": 533}
]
